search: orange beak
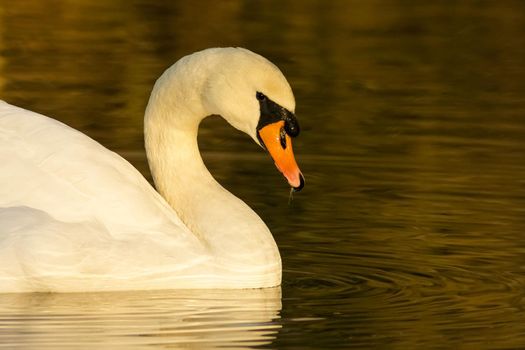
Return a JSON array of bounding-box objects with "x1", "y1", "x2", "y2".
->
[{"x1": 258, "y1": 121, "x2": 304, "y2": 191}]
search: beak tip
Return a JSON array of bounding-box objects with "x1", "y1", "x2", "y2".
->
[{"x1": 291, "y1": 173, "x2": 305, "y2": 192}]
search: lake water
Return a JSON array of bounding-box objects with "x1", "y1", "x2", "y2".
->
[{"x1": 1, "y1": 1, "x2": 525, "y2": 348}]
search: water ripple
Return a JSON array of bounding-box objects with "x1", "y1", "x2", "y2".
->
[{"x1": 0, "y1": 289, "x2": 282, "y2": 349}]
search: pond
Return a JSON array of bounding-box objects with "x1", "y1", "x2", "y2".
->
[{"x1": 1, "y1": 1, "x2": 525, "y2": 348}]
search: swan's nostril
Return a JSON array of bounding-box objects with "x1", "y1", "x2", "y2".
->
[
  {"x1": 292, "y1": 173, "x2": 305, "y2": 192},
  {"x1": 279, "y1": 126, "x2": 287, "y2": 149}
]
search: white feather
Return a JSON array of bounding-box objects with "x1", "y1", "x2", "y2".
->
[{"x1": 0, "y1": 47, "x2": 295, "y2": 292}]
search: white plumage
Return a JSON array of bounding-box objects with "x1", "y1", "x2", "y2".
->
[{"x1": 0, "y1": 48, "x2": 297, "y2": 292}]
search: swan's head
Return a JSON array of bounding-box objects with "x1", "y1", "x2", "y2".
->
[{"x1": 201, "y1": 48, "x2": 304, "y2": 191}]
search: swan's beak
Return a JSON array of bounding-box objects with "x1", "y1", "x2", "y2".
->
[{"x1": 258, "y1": 121, "x2": 304, "y2": 192}]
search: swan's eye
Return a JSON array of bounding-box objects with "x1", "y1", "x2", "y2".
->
[{"x1": 256, "y1": 92, "x2": 266, "y2": 101}]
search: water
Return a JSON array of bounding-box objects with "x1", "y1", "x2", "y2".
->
[{"x1": 1, "y1": 1, "x2": 525, "y2": 348}]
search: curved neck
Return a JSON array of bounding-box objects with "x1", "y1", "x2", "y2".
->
[
  {"x1": 143, "y1": 62, "x2": 281, "y2": 276},
  {"x1": 144, "y1": 58, "x2": 215, "y2": 210}
]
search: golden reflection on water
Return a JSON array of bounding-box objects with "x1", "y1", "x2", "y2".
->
[
  {"x1": 0, "y1": 288, "x2": 282, "y2": 349},
  {"x1": 1, "y1": 0, "x2": 525, "y2": 348}
]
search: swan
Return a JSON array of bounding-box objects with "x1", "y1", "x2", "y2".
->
[{"x1": 0, "y1": 47, "x2": 304, "y2": 293}]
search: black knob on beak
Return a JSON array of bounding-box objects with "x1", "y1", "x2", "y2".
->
[{"x1": 284, "y1": 115, "x2": 300, "y2": 138}]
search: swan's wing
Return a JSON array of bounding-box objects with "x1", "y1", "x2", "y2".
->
[
  {"x1": 0, "y1": 206, "x2": 211, "y2": 292},
  {"x1": 0, "y1": 101, "x2": 208, "y2": 291},
  {"x1": 0, "y1": 101, "x2": 184, "y2": 229}
]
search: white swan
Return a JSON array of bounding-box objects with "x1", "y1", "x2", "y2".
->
[{"x1": 0, "y1": 47, "x2": 304, "y2": 293}]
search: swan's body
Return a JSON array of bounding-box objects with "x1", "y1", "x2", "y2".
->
[{"x1": 0, "y1": 48, "x2": 303, "y2": 293}]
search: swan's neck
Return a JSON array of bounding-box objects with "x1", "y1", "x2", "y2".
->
[{"x1": 143, "y1": 63, "x2": 280, "y2": 281}]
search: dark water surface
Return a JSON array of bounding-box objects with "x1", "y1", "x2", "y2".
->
[{"x1": 1, "y1": 1, "x2": 525, "y2": 348}]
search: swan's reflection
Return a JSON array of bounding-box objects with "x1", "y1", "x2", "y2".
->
[{"x1": 0, "y1": 287, "x2": 282, "y2": 349}]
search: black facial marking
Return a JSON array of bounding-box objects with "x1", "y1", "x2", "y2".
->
[{"x1": 255, "y1": 91, "x2": 300, "y2": 138}]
